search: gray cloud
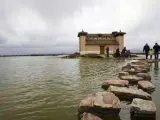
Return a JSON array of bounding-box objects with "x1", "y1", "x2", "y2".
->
[
  {"x1": 0, "y1": 0, "x2": 160, "y2": 54},
  {"x1": 0, "y1": 39, "x2": 7, "y2": 44}
]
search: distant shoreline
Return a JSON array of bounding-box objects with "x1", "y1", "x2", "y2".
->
[
  {"x1": 0, "y1": 53, "x2": 159, "y2": 57},
  {"x1": 0, "y1": 54, "x2": 68, "y2": 57}
]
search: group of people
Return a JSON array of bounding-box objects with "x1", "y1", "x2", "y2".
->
[
  {"x1": 143, "y1": 43, "x2": 160, "y2": 60},
  {"x1": 105, "y1": 47, "x2": 131, "y2": 58},
  {"x1": 105, "y1": 43, "x2": 160, "y2": 59},
  {"x1": 114, "y1": 47, "x2": 131, "y2": 58}
]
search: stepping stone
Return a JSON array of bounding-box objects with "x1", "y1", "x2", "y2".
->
[
  {"x1": 131, "y1": 64, "x2": 148, "y2": 68},
  {"x1": 131, "y1": 60, "x2": 139, "y2": 63},
  {"x1": 122, "y1": 67, "x2": 148, "y2": 75},
  {"x1": 130, "y1": 98, "x2": 156, "y2": 118},
  {"x1": 133, "y1": 60, "x2": 148, "y2": 65},
  {"x1": 148, "y1": 60, "x2": 156, "y2": 63},
  {"x1": 138, "y1": 81, "x2": 155, "y2": 92},
  {"x1": 131, "y1": 61, "x2": 149, "y2": 69},
  {"x1": 119, "y1": 75, "x2": 143, "y2": 83},
  {"x1": 137, "y1": 73, "x2": 151, "y2": 81},
  {"x1": 118, "y1": 72, "x2": 129, "y2": 77},
  {"x1": 78, "y1": 92, "x2": 121, "y2": 116},
  {"x1": 108, "y1": 86, "x2": 151, "y2": 100},
  {"x1": 127, "y1": 68, "x2": 141, "y2": 75},
  {"x1": 134, "y1": 67, "x2": 148, "y2": 73},
  {"x1": 122, "y1": 64, "x2": 131, "y2": 72},
  {"x1": 122, "y1": 67, "x2": 131, "y2": 72},
  {"x1": 102, "y1": 80, "x2": 129, "y2": 89},
  {"x1": 80, "y1": 113, "x2": 102, "y2": 120}
]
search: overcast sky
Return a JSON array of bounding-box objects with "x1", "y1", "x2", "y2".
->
[{"x1": 0, "y1": 0, "x2": 160, "y2": 55}]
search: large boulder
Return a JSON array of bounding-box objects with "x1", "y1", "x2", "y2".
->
[
  {"x1": 138, "y1": 81, "x2": 155, "y2": 92},
  {"x1": 78, "y1": 92, "x2": 121, "y2": 116},
  {"x1": 80, "y1": 113, "x2": 102, "y2": 120},
  {"x1": 130, "y1": 98, "x2": 156, "y2": 118},
  {"x1": 118, "y1": 72, "x2": 129, "y2": 77},
  {"x1": 137, "y1": 73, "x2": 151, "y2": 81},
  {"x1": 119, "y1": 75, "x2": 143, "y2": 83},
  {"x1": 102, "y1": 80, "x2": 129, "y2": 89},
  {"x1": 108, "y1": 86, "x2": 151, "y2": 100}
]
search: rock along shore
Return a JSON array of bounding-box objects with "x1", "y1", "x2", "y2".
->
[{"x1": 78, "y1": 59, "x2": 156, "y2": 119}]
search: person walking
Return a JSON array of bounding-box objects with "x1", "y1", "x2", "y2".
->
[
  {"x1": 106, "y1": 47, "x2": 109, "y2": 57},
  {"x1": 121, "y1": 47, "x2": 127, "y2": 57},
  {"x1": 153, "y1": 43, "x2": 160, "y2": 60},
  {"x1": 143, "y1": 43, "x2": 150, "y2": 59},
  {"x1": 149, "y1": 49, "x2": 153, "y2": 60},
  {"x1": 115, "y1": 48, "x2": 120, "y2": 57},
  {"x1": 126, "y1": 50, "x2": 131, "y2": 58}
]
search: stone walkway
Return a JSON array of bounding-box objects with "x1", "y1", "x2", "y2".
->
[{"x1": 78, "y1": 60, "x2": 156, "y2": 119}]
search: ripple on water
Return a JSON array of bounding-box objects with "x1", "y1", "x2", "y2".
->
[{"x1": 0, "y1": 57, "x2": 140, "y2": 120}]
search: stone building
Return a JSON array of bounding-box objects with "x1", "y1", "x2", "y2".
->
[{"x1": 78, "y1": 30, "x2": 126, "y2": 55}]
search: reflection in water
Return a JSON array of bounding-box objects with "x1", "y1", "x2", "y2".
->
[
  {"x1": 78, "y1": 113, "x2": 121, "y2": 120},
  {"x1": 154, "y1": 61, "x2": 159, "y2": 71},
  {"x1": 131, "y1": 116, "x2": 156, "y2": 120},
  {"x1": 103, "y1": 115, "x2": 121, "y2": 120}
]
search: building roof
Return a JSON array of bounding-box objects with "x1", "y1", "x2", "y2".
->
[
  {"x1": 86, "y1": 40, "x2": 119, "y2": 45},
  {"x1": 77, "y1": 30, "x2": 88, "y2": 37},
  {"x1": 78, "y1": 30, "x2": 126, "y2": 37},
  {"x1": 87, "y1": 33, "x2": 113, "y2": 37}
]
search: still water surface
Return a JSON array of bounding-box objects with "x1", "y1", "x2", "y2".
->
[{"x1": 0, "y1": 56, "x2": 159, "y2": 120}]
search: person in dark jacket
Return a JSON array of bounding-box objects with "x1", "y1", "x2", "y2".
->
[
  {"x1": 143, "y1": 43, "x2": 150, "y2": 59},
  {"x1": 153, "y1": 43, "x2": 160, "y2": 60},
  {"x1": 121, "y1": 47, "x2": 127, "y2": 57},
  {"x1": 115, "y1": 48, "x2": 120, "y2": 57},
  {"x1": 126, "y1": 50, "x2": 131, "y2": 58},
  {"x1": 106, "y1": 47, "x2": 109, "y2": 57}
]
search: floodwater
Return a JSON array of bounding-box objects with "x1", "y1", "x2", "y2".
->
[{"x1": 0, "y1": 56, "x2": 159, "y2": 120}]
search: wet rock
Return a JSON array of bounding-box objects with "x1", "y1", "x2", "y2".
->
[
  {"x1": 126, "y1": 67, "x2": 149, "y2": 74},
  {"x1": 148, "y1": 60, "x2": 156, "y2": 63},
  {"x1": 131, "y1": 60, "x2": 149, "y2": 68},
  {"x1": 131, "y1": 64, "x2": 147, "y2": 68},
  {"x1": 122, "y1": 67, "x2": 131, "y2": 72},
  {"x1": 119, "y1": 75, "x2": 143, "y2": 83},
  {"x1": 82, "y1": 54, "x2": 106, "y2": 58},
  {"x1": 108, "y1": 86, "x2": 151, "y2": 100},
  {"x1": 78, "y1": 92, "x2": 121, "y2": 116},
  {"x1": 133, "y1": 60, "x2": 148, "y2": 65},
  {"x1": 138, "y1": 81, "x2": 155, "y2": 92},
  {"x1": 62, "y1": 53, "x2": 80, "y2": 58},
  {"x1": 134, "y1": 67, "x2": 148, "y2": 73},
  {"x1": 137, "y1": 73, "x2": 151, "y2": 81},
  {"x1": 127, "y1": 68, "x2": 141, "y2": 75},
  {"x1": 131, "y1": 61, "x2": 139, "y2": 64},
  {"x1": 80, "y1": 113, "x2": 102, "y2": 120},
  {"x1": 118, "y1": 72, "x2": 129, "y2": 77},
  {"x1": 102, "y1": 80, "x2": 129, "y2": 88},
  {"x1": 132, "y1": 64, "x2": 150, "y2": 71},
  {"x1": 130, "y1": 98, "x2": 156, "y2": 117},
  {"x1": 62, "y1": 53, "x2": 106, "y2": 59},
  {"x1": 122, "y1": 64, "x2": 131, "y2": 72},
  {"x1": 122, "y1": 67, "x2": 148, "y2": 75}
]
